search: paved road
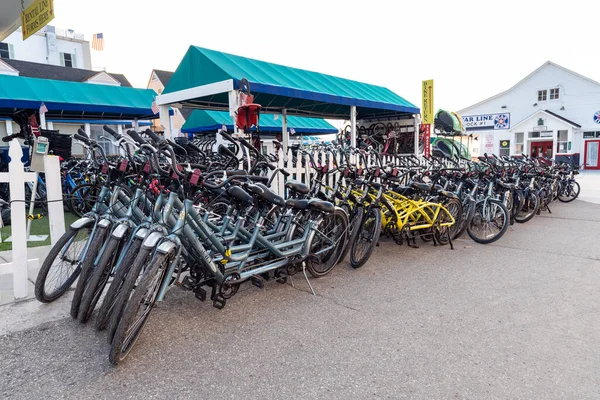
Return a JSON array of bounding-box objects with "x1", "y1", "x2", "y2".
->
[{"x1": 2, "y1": 200, "x2": 600, "y2": 399}]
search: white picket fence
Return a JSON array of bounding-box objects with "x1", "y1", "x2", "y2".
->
[
  {"x1": 267, "y1": 147, "x2": 428, "y2": 198},
  {"x1": 0, "y1": 140, "x2": 65, "y2": 300}
]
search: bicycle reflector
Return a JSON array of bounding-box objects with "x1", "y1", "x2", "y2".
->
[
  {"x1": 143, "y1": 162, "x2": 151, "y2": 173},
  {"x1": 101, "y1": 163, "x2": 109, "y2": 174},
  {"x1": 119, "y1": 159, "x2": 128, "y2": 172},
  {"x1": 190, "y1": 169, "x2": 202, "y2": 185}
]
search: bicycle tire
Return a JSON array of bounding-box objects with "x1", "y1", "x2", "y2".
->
[
  {"x1": 350, "y1": 207, "x2": 382, "y2": 269},
  {"x1": 34, "y1": 226, "x2": 90, "y2": 303},
  {"x1": 95, "y1": 237, "x2": 143, "y2": 331},
  {"x1": 514, "y1": 191, "x2": 539, "y2": 223},
  {"x1": 467, "y1": 199, "x2": 509, "y2": 244},
  {"x1": 306, "y1": 208, "x2": 348, "y2": 277},
  {"x1": 443, "y1": 198, "x2": 463, "y2": 240},
  {"x1": 69, "y1": 183, "x2": 101, "y2": 218},
  {"x1": 109, "y1": 251, "x2": 172, "y2": 365},
  {"x1": 337, "y1": 205, "x2": 362, "y2": 264},
  {"x1": 78, "y1": 235, "x2": 123, "y2": 323},
  {"x1": 70, "y1": 226, "x2": 109, "y2": 319},
  {"x1": 558, "y1": 181, "x2": 580, "y2": 203},
  {"x1": 107, "y1": 246, "x2": 153, "y2": 344},
  {"x1": 452, "y1": 197, "x2": 475, "y2": 240}
]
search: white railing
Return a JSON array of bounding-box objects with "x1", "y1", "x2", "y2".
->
[{"x1": 0, "y1": 141, "x2": 65, "y2": 300}]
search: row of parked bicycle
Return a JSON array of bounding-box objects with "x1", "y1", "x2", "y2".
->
[{"x1": 33, "y1": 125, "x2": 581, "y2": 366}]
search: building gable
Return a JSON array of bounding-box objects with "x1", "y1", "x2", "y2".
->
[
  {"x1": 86, "y1": 71, "x2": 121, "y2": 86},
  {"x1": 0, "y1": 59, "x2": 18, "y2": 76}
]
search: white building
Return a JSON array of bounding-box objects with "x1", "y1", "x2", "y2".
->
[
  {"x1": 458, "y1": 61, "x2": 600, "y2": 169},
  {"x1": 0, "y1": 26, "x2": 91, "y2": 69},
  {"x1": 0, "y1": 26, "x2": 153, "y2": 157}
]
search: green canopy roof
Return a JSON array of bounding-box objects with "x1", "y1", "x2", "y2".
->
[
  {"x1": 0, "y1": 74, "x2": 157, "y2": 119},
  {"x1": 163, "y1": 46, "x2": 419, "y2": 120},
  {"x1": 181, "y1": 110, "x2": 337, "y2": 134}
]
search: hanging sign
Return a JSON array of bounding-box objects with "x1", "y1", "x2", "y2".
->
[
  {"x1": 462, "y1": 113, "x2": 510, "y2": 130},
  {"x1": 593, "y1": 111, "x2": 600, "y2": 124},
  {"x1": 422, "y1": 80, "x2": 434, "y2": 124},
  {"x1": 423, "y1": 124, "x2": 431, "y2": 157},
  {"x1": 21, "y1": 0, "x2": 55, "y2": 40}
]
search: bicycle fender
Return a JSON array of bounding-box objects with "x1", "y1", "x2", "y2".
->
[
  {"x1": 157, "y1": 240, "x2": 177, "y2": 255},
  {"x1": 70, "y1": 217, "x2": 94, "y2": 230},
  {"x1": 111, "y1": 223, "x2": 129, "y2": 239},
  {"x1": 98, "y1": 218, "x2": 111, "y2": 229},
  {"x1": 142, "y1": 231, "x2": 164, "y2": 249},
  {"x1": 135, "y1": 227, "x2": 150, "y2": 240}
]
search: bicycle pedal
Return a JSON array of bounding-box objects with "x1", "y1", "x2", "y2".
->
[
  {"x1": 212, "y1": 295, "x2": 226, "y2": 310},
  {"x1": 181, "y1": 276, "x2": 195, "y2": 291},
  {"x1": 194, "y1": 287, "x2": 207, "y2": 302},
  {"x1": 250, "y1": 276, "x2": 264, "y2": 289}
]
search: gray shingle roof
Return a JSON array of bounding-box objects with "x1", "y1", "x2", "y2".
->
[{"x1": 2, "y1": 58, "x2": 132, "y2": 87}]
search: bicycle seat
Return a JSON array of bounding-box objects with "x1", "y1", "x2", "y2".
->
[
  {"x1": 285, "y1": 198, "x2": 309, "y2": 210},
  {"x1": 307, "y1": 199, "x2": 335, "y2": 213},
  {"x1": 370, "y1": 182, "x2": 383, "y2": 191},
  {"x1": 497, "y1": 181, "x2": 516, "y2": 190},
  {"x1": 439, "y1": 190, "x2": 458, "y2": 200},
  {"x1": 248, "y1": 175, "x2": 270, "y2": 184},
  {"x1": 433, "y1": 184, "x2": 444, "y2": 191},
  {"x1": 226, "y1": 186, "x2": 253, "y2": 206},
  {"x1": 411, "y1": 182, "x2": 432, "y2": 192},
  {"x1": 246, "y1": 183, "x2": 286, "y2": 207},
  {"x1": 285, "y1": 180, "x2": 309, "y2": 195}
]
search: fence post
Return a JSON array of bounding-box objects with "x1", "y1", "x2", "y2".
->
[
  {"x1": 8, "y1": 140, "x2": 28, "y2": 299},
  {"x1": 44, "y1": 155, "x2": 65, "y2": 245}
]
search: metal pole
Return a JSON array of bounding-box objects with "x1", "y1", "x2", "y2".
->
[
  {"x1": 282, "y1": 109, "x2": 288, "y2": 154},
  {"x1": 25, "y1": 172, "x2": 38, "y2": 239},
  {"x1": 39, "y1": 111, "x2": 47, "y2": 129},
  {"x1": 350, "y1": 106, "x2": 357, "y2": 148}
]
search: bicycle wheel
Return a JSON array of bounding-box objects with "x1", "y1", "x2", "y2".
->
[
  {"x1": 514, "y1": 191, "x2": 539, "y2": 223},
  {"x1": 70, "y1": 183, "x2": 101, "y2": 217},
  {"x1": 452, "y1": 197, "x2": 475, "y2": 240},
  {"x1": 109, "y1": 251, "x2": 172, "y2": 366},
  {"x1": 443, "y1": 198, "x2": 463, "y2": 240},
  {"x1": 78, "y1": 235, "x2": 124, "y2": 323},
  {"x1": 350, "y1": 207, "x2": 382, "y2": 269},
  {"x1": 96, "y1": 237, "x2": 143, "y2": 331},
  {"x1": 558, "y1": 181, "x2": 580, "y2": 203},
  {"x1": 306, "y1": 208, "x2": 348, "y2": 277},
  {"x1": 34, "y1": 225, "x2": 91, "y2": 303},
  {"x1": 337, "y1": 205, "x2": 361, "y2": 264},
  {"x1": 107, "y1": 246, "x2": 154, "y2": 344},
  {"x1": 70, "y1": 226, "x2": 109, "y2": 319},
  {"x1": 467, "y1": 199, "x2": 509, "y2": 244}
]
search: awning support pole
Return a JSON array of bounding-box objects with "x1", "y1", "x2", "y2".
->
[
  {"x1": 133, "y1": 118, "x2": 139, "y2": 132},
  {"x1": 39, "y1": 111, "x2": 46, "y2": 130},
  {"x1": 350, "y1": 106, "x2": 357, "y2": 148},
  {"x1": 159, "y1": 106, "x2": 171, "y2": 139},
  {"x1": 282, "y1": 109, "x2": 288, "y2": 154}
]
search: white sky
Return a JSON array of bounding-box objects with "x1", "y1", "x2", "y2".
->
[{"x1": 49, "y1": 0, "x2": 600, "y2": 113}]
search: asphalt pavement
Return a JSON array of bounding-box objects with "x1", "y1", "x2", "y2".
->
[{"x1": 1, "y1": 199, "x2": 600, "y2": 399}]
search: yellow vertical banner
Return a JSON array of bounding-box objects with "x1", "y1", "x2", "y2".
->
[
  {"x1": 422, "y1": 79, "x2": 434, "y2": 124},
  {"x1": 21, "y1": 0, "x2": 55, "y2": 40}
]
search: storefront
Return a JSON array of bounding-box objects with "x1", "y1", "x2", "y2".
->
[{"x1": 458, "y1": 61, "x2": 600, "y2": 169}]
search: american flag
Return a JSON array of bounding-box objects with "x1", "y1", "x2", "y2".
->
[
  {"x1": 92, "y1": 33, "x2": 104, "y2": 51},
  {"x1": 151, "y1": 100, "x2": 159, "y2": 114},
  {"x1": 39, "y1": 102, "x2": 48, "y2": 114}
]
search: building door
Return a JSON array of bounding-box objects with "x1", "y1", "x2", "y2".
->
[
  {"x1": 584, "y1": 140, "x2": 600, "y2": 169},
  {"x1": 530, "y1": 141, "x2": 553, "y2": 158}
]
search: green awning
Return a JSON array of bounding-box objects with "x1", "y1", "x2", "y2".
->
[
  {"x1": 0, "y1": 74, "x2": 157, "y2": 119},
  {"x1": 163, "y1": 46, "x2": 419, "y2": 120},
  {"x1": 181, "y1": 110, "x2": 337, "y2": 134}
]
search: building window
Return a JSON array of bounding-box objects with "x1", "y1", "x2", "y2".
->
[
  {"x1": 499, "y1": 140, "x2": 510, "y2": 157},
  {"x1": 550, "y1": 88, "x2": 560, "y2": 100},
  {"x1": 557, "y1": 130, "x2": 568, "y2": 153},
  {"x1": 537, "y1": 90, "x2": 547, "y2": 101},
  {"x1": 60, "y1": 52, "x2": 76, "y2": 68},
  {"x1": 514, "y1": 132, "x2": 524, "y2": 154},
  {"x1": 0, "y1": 42, "x2": 14, "y2": 59}
]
